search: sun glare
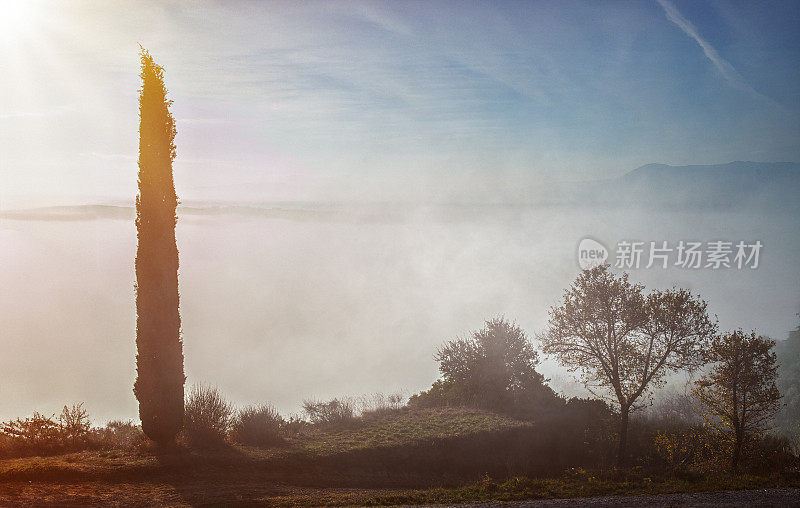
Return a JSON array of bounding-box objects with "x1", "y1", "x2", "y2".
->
[{"x1": 0, "y1": 0, "x2": 40, "y2": 39}]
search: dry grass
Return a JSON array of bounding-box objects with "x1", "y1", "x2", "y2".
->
[
  {"x1": 0, "y1": 469, "x2": 797, "y2": 506},
  {"x1": 294, "y1": 406, "x2": 528, "y2": 455},
  {"x1": 0, "y1": 407, "x2": 527, "y2": 482},
  {"x1": 0, "y1": 407, "x2": 796, "y2": 506}
]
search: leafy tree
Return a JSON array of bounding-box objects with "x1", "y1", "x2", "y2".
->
[
  {"x1": 133, "y1": 48, "x2": 185, "y2": 446},
  {"x1": 774, "y1": 321, "x2": 800, "y2": 451},
  {"x1": 540, "y1": 265, "x2": 715, "y2": 467},
  {"x1": 412, "y1": 317, "x2": 558, "y2": 416},
  {"x1": 694, "y1": 330, "x2": 782, "y2": 471}
]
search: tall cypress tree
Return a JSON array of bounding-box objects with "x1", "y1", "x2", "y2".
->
[{"x1": 134, "y1": 48, "x2": 185, "y2": 446}]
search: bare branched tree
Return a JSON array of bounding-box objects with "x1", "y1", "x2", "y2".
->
[{"x1": 540, "y1": 265, "x2": 716, "y2": 467}]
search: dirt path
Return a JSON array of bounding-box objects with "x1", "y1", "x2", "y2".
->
[
  {"x1": 1, "y1": 480, "x2": 798, "y2": 507},
  {"x1": 446, "y1": 488, "x2": 800, "y2": 508}
]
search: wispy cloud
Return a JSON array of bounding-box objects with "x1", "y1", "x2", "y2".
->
[
  {"x1": 655, "y1": 0, "x2": 781, "y2": 109},
  {"x1": 344, "y1": 3, "x2": 413, "y2": 38}
]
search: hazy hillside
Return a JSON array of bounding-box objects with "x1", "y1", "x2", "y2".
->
[
  {"x1": 619, "y1": 161, "x2": 800, "y2": 209},
  {"x1": 563, "y1": 161, "x2": 800, "y2": 211}
]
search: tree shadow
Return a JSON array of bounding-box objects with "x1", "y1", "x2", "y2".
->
[{"x1": 152, "y1": 443, "x2": 293, "y2": 505}]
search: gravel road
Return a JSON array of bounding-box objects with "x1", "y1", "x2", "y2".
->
[{"x1": 431, "y1": 488, "x2": 800, "y2": 507}]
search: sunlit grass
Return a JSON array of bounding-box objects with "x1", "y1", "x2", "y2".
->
[{"x1": 295, "y1": 407, "x2": 529, "y2": 455}]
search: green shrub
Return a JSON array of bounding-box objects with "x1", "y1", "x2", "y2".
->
[
  {"x1": 408, "y1": 379, "x2": 455, "y2": 408},
  {"x1": 303, "y1": 398, "x2": 355, "y2": 426},
  {"x1": 410, "y1": 318, "x2": 562, "y2": 419},
  {"x1": 231, "y1": 405, "x2": 284, "y2": 448}
]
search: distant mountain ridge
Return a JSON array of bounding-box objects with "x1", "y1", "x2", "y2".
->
[
  {"x1": 574, "y1": 161, "x2": 800, "y2": 211},
  {"x1": 623, "y1": 161, "x2": 798, "y2": 182},
  {"x1": 621, "y1": 161, "x2": 799, "y2": 193},
  {"x1": 1, "y1": 161, "x2": 797, "y2": 221}
]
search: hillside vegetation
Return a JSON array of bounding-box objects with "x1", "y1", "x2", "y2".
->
[{"x1": 0, "y1": 406, "x2": 797, "y2": 506}]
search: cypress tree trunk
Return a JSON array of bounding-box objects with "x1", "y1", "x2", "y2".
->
[{"x1": 133, "y1": 48, "x2": 185, "y2": 447}]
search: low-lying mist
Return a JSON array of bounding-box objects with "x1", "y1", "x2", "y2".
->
[{"x1": 1, "y1": 198, "x2": 798, "y2": 423}]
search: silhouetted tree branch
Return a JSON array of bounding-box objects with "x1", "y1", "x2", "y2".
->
[{"x1": 540, "y1": 265, "x2": 716, "y2": 467}]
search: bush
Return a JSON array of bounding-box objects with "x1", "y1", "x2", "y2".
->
[
  {"x1": 358, "y1": 392, "x2": 406, "y2": 418},
  {"x1": 302, "y1": 398, "x2": 355, "y2": 426},
  {"x1": 231, "y1": 405, "x2": 284, "y2": 448},
  {"x1": 746, "y1": 434, "x2": 798, "y2": 472},
  {"x1": 0, "y1": 403, "x2": 93, "y2": 457},
  {"x1": 648, "y1": 423, "x2": 798, "y2": 474},
  {"x1": 283, "y1": 414, "x2": 311, "y2": 438},
  {"x1": 408, "y1": 379, "x2": 455, "y2": 408},
  {"x1": 182, "y1": 385, "x2": 234, "y2": 449},
  {"x1": 653, "y1": 426, "x2": 709, "y2": 469},
  {"x1": 59, "y1": 403, "x2": 91, "y2": 448},
  {"x1": 0, "y1": 412, "x2": 63, "y2": 457},
  {"x1": 411, "y1": 318, "x2": 561, "y2": 418},
  {"x1": 87, "y1": 420, "x2": 146, "y2": 450}
]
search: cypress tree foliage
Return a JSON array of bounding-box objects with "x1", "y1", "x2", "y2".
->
[{"x1": 133, "y1": 48, "x2": 185, "y2": 446}]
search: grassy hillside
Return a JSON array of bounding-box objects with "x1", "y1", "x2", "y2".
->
[
  {"x1": 0, "y1": 407, "x2": 797, "y2": 506},
  {"x1": 0, "y1": 407, "x2": 529, "y2": 483},
  {"x1": 291, "y1": 407, "x2": 529, "y2": 454}
]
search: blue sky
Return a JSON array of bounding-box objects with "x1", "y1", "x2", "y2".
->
[
  {"x1": 1, "y1": 1, "x2": 799, "y2": 421},
  {"x1": 1, "y1": 0, "x2": 798, "y2": 206}
]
